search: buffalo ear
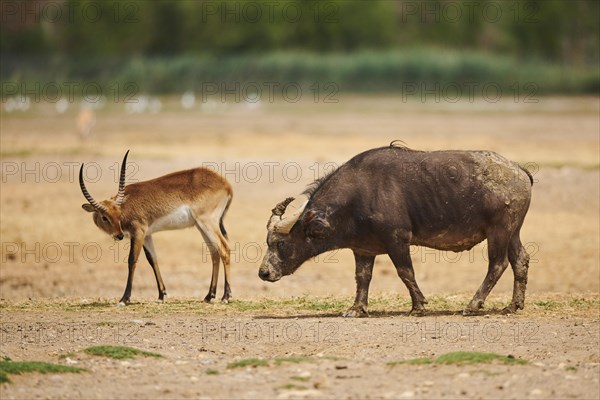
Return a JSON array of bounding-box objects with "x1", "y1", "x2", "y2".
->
[
  {"x1": 82, "y1": 204, "x2": 96, "y2": 213},
  {"x1": 303, "y1": 210, "x2": 332, "y2": 238}
]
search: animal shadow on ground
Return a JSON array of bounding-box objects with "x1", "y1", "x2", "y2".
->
[
  {"x1": 74, "y1": 300, "x2": 146, "y2": 309},
  {"x1": 253, "y1": 307, "x2": 516, "y2": 319}
]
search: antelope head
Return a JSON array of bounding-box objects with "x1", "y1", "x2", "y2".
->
[{"x1": 80, "y1": 151, "x2": 129, "y2": 241}]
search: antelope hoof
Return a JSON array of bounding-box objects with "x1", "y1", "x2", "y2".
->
[
  {"x1": 204, "y1": 294, "x2": 215, "y2": 303},
  {"x1": 221, "y1": 291, "x2": 232, "y2": 303},
  {"x1": 343, "y1": 307, "x2": 368, "y2": 318},
  {"x1": 117, "y1": 301, "x2": 127, "y2": 307}
]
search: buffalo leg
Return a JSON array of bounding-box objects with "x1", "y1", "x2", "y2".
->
[
  {"x1": 388, "y1": 244, "x2": 427, "y2": 315},
  {"x1": 464, "y1": 229, "x2": 510, "y2": 315},
  {"x1": 119, "y1": 233, "x2": 144, "y2": 305},
  {"x1": 343, "y1": 252, "x2": 375, "y2": 318},
  {"x1": 143, "y1": 235, "x2": 167, "y2": 301},
  {"x1": 503, "y1": 234, "x2": 530, "y2": 313}
]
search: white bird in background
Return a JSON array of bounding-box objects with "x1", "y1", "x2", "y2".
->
[
  {"x1": 3, "y1": 96, "x2": 31, "y2": 113},
  {"x1": 149, "y1": 97, "x2": 162, "y2": 113},
  {"x1": 181, "y1": 90, "x2": 196, "y2": 110},
  {"x1": 125, "y1": 95, "x2": 162, "y2": 114},
  {"x1": 244, "y1": 92, "x2": 261, "y2": 111},
  {"x1": 55, "y1": 98, "x2": 69, "y2": 114}
]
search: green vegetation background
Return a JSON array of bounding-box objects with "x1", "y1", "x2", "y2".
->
[{"x1": 2, "y1": 0, "x2": 599, "y2": 94}]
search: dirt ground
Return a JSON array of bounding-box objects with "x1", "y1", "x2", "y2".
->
[{"x1": 0, "y1": 95, "x2": 599, "y2": 399}]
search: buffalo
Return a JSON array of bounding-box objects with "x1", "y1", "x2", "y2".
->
[{"x1": 259, "y1": 142, "x2": 534, "y2": 316}]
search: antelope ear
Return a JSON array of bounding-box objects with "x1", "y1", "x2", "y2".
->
[
  {"x1": 82, "y1": 204, "x2": 96, "y2": 212},
  {"x1": 303, "y1": 210, "x2": 332, "y2": 239}
]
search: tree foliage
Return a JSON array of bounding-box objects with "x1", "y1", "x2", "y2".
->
[{"x1": 1, "y1": 0, "x2": 598, "y2": 64}]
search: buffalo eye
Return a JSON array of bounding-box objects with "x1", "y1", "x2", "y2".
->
[{"x1": 276, "y1": 241, "x2": 285, "y2": 254}]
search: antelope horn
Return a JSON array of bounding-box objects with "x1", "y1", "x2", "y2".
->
[
  {"x1": 114, "y1": 150, "x2": 129, "y2": 206},
  {"x1": 79, "y1": 163, "x2": 107, "y2": 213},
  {"x1": 272, "y1": 196, "x2": 309, "y2": 234}
]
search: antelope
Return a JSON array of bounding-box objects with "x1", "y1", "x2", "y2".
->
[
  {"x1": 76, "y1": 108, "x2": 96, "y2": 140},
  {"x1": 79, "y1": 151, "x2": 233, "y2": 305}
]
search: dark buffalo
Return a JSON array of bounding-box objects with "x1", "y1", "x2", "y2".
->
[{"x1": 259, "y1": 142, "x2": 534, "y2": 316}]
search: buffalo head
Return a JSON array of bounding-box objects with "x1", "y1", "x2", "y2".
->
[{"x1": 258, "y1": 195, "x2": 333, "y2": 281}]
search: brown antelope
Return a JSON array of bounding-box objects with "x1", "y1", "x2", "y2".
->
[
  {"x1": 79, "y1": 151, "x2": 233, "y2": 305},
  {"x1": 76, "y1": 108, "x2": 96, "y2": 140}
]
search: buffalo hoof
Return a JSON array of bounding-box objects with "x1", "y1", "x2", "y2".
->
[
  {"x1": 409, "y1": 307, "x2": 426, "y2": 317},
  {"x1": 343, "y1": 308, "x2": 368, "y2": 318},
  {"x1": 463, "y1": 299, "x2": 484, "y2": 316},
  {"x1": 501, "y1": 303, "x2": 522, "y2": 315},
  {"x1": 462, "y1": 308, "x2": 484, "y2": 316}
]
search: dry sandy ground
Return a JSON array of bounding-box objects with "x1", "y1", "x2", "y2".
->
[
  {"x1": 0, "y1": 95, "x2": 599, "y2": 398},
  {"x1": 0, "y1": 296, "x2": 599, "y2": 399}
]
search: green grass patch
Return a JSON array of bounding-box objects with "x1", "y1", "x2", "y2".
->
[
  {"x1": 0, "y1": 359, "x2": 84, "y2": 383},
  {"x1": 290, "y1": 376, "x2": 311, "y2": 382},
  {"x1": 295, "y1": 297, "x2": 348, "y2": 312},
  {"x1": 533, "y1": 297, "x2": 600, "y2": 311},
  {"x1": 83, "y1": 346, "x2": 162, "y2": 360},
  {"x1": 532, "y1": 300, "x2": 559, "y2": 310},
  {"x1": 226, "y1": 358, "x2": 269, "y2": 369},
  {"x1": 387, "y1": 357, "x2": 433, "y2": 366},
  {"x1": 568, "y1": 298, "x2": 600, "y2": 308},
  {"x1": 274, "y1": 356, "x2": 315, "y2": 366},
  {"x1": 280, "y1": 383, "x2": 308, "y2": 390},
  {"x1": 58, "y1": 353, "x2": 76, "y2": 360},
  {"x1": 226, "y1": 356, "x2": 315, "y2": 369},
  {"x1": 206, "y1": 369, "x2": 220, "y2": 375},
  {"x1": 389, "y1": 351, "x2": 527, "y2": 367},
  {"x1": 436, "y1": 352, "x2": 527, "y2": 365}
]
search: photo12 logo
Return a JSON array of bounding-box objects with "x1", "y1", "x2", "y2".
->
[
  {"x1": 401, "y1": 81, "x2": 539, "y2": 104},
  {"x1": 399, "y1": 1, "x2": 539, "y2": 24},
  {"x1": 200, "y1": 321, "x2": 340, "y2": 343},
  {"x1": 0, "y1": 322, "x2": 142, "y2": 345},
  {"x1": 400, "y1": 320, "x2": 540, "y2": 344},
  {"x1": 1, "y1": 1, "x2": 140, "y2": 25},
  {"x1": 199, "y1": 81, "x2": 339, "y2": 104},
  {"x1": 1, "y1": 82, "x2": 139, "y2": 104},
  {"x1": 1, "y1": 161, "x2": 139, "y2": 184},
  {"x1": 199, "y1": 1, "x2": 339, "y2": 23}
]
